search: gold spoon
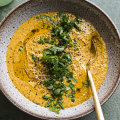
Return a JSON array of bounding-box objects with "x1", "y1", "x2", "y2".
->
[{"x1": 87, "y1": 40, "x2": 105, "y2": 120}]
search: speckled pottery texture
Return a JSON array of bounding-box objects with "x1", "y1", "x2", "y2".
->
[{"x1": 0, "y1": 0, "x2": 120, "y2": 119}]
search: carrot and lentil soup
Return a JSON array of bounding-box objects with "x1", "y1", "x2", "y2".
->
[{"x1": 6, "y1": 12, "x2": 108, "y2": 113}]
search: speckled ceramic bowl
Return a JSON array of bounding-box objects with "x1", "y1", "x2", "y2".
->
[{"x1": 0, "y1": 0, "x2": 120, "y2": 119}]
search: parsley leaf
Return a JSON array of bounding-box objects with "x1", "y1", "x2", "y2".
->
[
  {"x1": 18, "y1": 46, "x2": 23, "y2": 52},
  {"x1": 73, "y1": 44, "x2": 78, "y2": 51},
  {"x1": 47, "y1": 45, "x2": 65, "y2": 54},
  {"x1": 33, "y1": 40, "x2": 36, "y2": 43},
  {"x1": 56, "y1": 12, "x2": 66, "y2": 17},
  {"x1": 36, "y1": 15, "x2": 52, "y2": 21},
  {"x1": 38, "y1": 38, "x2": 49, "y2": 44},
  {"x1": 71, "y1": 96, "x2": 75, "y2": 102},
  {"x1": 32, "y1": 54, "x2": 38, "y2": 62},
  {"x1": 49, "y1": 106, "x2": 60, "y2": 114},
  {"x1": 54, "y1": 88, "x2": 61, "y2": 96},
  {"x1": 82, "y1": 80, "x2": 90, "y2": 87},
  {"x1": 45, "y1": 102, "x2": 51, "y2": 107},
  {"x1": 33, "y1": 101, "x2": 40, "y2": 105},
  {"x1": 42, "y1": 95, "x2": 54, "y2": 101}
]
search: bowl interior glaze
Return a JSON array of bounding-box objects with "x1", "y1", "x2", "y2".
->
[{"x1": 0, "y1": 0, "x2": 120, "y2": 119}]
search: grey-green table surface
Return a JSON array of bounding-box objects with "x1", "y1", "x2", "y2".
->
[{"x1": 0, "y1": 0, "x2": 120, "y2": 120}]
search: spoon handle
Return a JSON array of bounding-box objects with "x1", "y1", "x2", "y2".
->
[{"x1": 88, "y1": 70, "x2": 105, "y2": 120}]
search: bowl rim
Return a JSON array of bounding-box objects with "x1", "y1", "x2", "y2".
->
[{"x1": 0, "y1": 0, "x2": 120, "y2": 119}]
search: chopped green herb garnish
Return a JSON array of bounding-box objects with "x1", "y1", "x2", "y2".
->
[
  {"x1": 43, "y1": 21, "x2": 46, "y2": 28},
  {"x1": 42, "y1": 95, "x2": 54, "y2": 101},
  {"x1": 36, "y1": 12, "x2": 82, "y2": 113},
  {"x1": 46, "y1": 45, "x2": 65, "y2": 54},
  {"x1": 73, "y1": 38, "x2": 78, "y2": 50},
  {"x1": 71, "y1": 96, "x2": 75, "y2": 102},
  {"x1": 42, "y1": 95, "x2": 50, "y2": 100},
  {"x1": 74, "y1": 38, "x2": 78, "y2": 44},
  {"x1": 33, "y1": 40, "x2": 36, "y2": 43},
  {"x1": 33, "y1": 101, "x2": 40, "y2": 105},
  {"x1": 54, "y1": 88, "x2": 61, "y2": 96},
  {"x1": 65, "y1": 94, "x2": 70, "y2": 97},
  {"x1": 49, "y1": 106, "x2": 60, "y2": 114},
  {"x1": 65, "y1": 92, "x2": 73, "y2": 97},
  {"x1": 37, "y1": 38, "x2": 55, "y2": 45},
  {"x1": 65, "y1": 86, "x2": 70, "y2": 91},
  {"x1": 72, "y1": 78, "x2": 78, "y2": 82},
  {"x1": 32, "y1": 54, "x2": 38, "y2": 62},
  {"x1": 73, "y1": 44, "x2": 78, "y2": 51},
  {"x1": 55, "y1": 100, "x2": 64, "y2": 109},
  {"x1": 45, "y1": 102, "x2": 51, "y2": 107},
  {"x1": 18, "y1": 46, "x2": 23, "y2": 52},
  {"x1": 72, "y1": 17, "x2": 81, "y2": 31},
  {"x1": 87, "y1": 79, "x2": 90, "y2": 85},
  {"x1": 47, "y1": 25, "x2": 50, "y2": 29},
  {"x1": 36, "y1": 15, "x2": 52, "y2": 22},
  {"x1": 65, "y1": 93, "x2": 71, "y2": 97},
  {"x1": 38, "y1": 38, "x2": 49, "y2": 44},
  {"x1": 82, "y1": 80, "x2": 90, "y2": 87},
  {"x1": 56, "y1": 12, "x2": 65, "y2": 17},
  {"x1": 36, "y1": 16, "x2": 40, "y2": 20},
  {"x1": 66, "y1": 78, "x2": 72, "y2": 83}
]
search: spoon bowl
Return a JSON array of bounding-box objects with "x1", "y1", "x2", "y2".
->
[{"x1": 87, "y1": 40, "x2": 97, "y2": 70}]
